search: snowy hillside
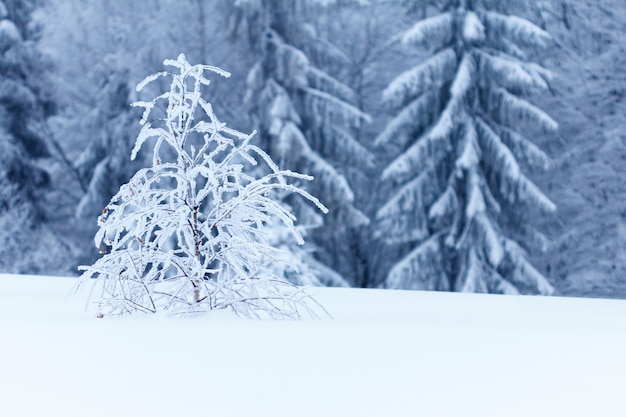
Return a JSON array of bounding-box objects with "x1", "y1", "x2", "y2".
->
[{"x1": 1, "y1": 274, "x2": 625, "y2": 417}]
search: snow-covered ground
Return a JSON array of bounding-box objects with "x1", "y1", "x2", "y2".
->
[{"x1": 1, "y1": 274, "x2": 625, "y2": 417}]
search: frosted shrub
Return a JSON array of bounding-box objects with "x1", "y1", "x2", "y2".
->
[{"x1": 78, "y1": 54, "x2": 328, "y2": 319}]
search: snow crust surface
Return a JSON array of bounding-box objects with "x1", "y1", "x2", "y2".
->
[{"x1": 1, "y1": 274, "x2": 625, "y2": 417}]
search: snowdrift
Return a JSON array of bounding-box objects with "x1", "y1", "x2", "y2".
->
[{"x1": 1, "y1": 274, "x2": 625, "y2": 417}]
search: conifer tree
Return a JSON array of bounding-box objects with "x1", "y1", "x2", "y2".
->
[
  {"x1": 73, "y1": 69, "x2": 140, "y2": 220},
  {"x1": 231, "y1": 1, "x2": 372, "y2": 284},
  {"x1": 0, "y1": 0, "x2": 69, "y2": 273},
  {"x1": 0, "y1": 0, "x2": 53, "y2": 218},
  {"x1": 78, "y1": 55, "x2": 328, "y2": 318},
  {"x1": 376, "y1": 0, "x2": 557, "y2": 294}
]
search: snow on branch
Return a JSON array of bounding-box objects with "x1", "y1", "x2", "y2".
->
[
  {"x1": 269, "y1": 92, "x2": 301, "y2": 127},
  {"x1": 480, "y1": 173, "x2": 502, "y2": 216},
  {"x1": 503, "y1": 238, "x2": 554, "y2": 295},
  {"x1": 268, "y1": 100, "x2": 358, "y2": 209},
  {"x1": 486, "y1": 87, "x2": 558, "y2": 133},
  {"x1": 245, "y1": 61, "x2": 265, "y2": 98},
  {"x1": 300, "y1": 151, "x2": 355, "y2": 207},
  {"x1": 311, "y1": 125, "x2": 375, "y2": 170},
  {"x1": 78, "y1": 54, "x2": 329, "y2": 319},
  {"x1": 428, "y1": 183, "x2": 459, "y2": 224},
  {"x1": 386, "y1": 232, "x2": 448, "y2": 291},
  {"x1": 524, "y1": 62, "x2": 554, "y2": 87},
  {"x1": 303, "y1": 86, "x2": 371, "y2": 126},
  {"x1": 515, "y1": 174, "x2": 557, "y2": 214},
  {"x1": 267, "y1": 33, "x2": 309, "y2": 89},
  {"x1": 329, "y1": 204, "x2": 370, "y2": 229},
  {"x1": 449, "y1": 53, "x2": 476, "y2": 100},
  {"x1": 375, "y1": 166, "x2": 438, "y2": 244},
  {"x1": 476, "y1": 117, "x2": 521, "y2": 179},
  {"x1": 463, "y1": 11, "x2": 486, "y2": 44},
  {"x1": 0, "y1": 19, "x2": 21, "y2": 49},
  {"x1": 455, "y1": 248, "x2": 488, "y2": 293},
  {"x1": 383, "y1": 48, "x2": 457, "y2": 109},
  {"x1": 495, "y1": 124, "x2": 553, "y2": 171},
  {"x1": 486, "y1": 269, "x2": 520, "y2": 295},
  {"x1": 267, "y1": 93, "x2": 366, "y2": 226},
  {"x1": 476, "y1": 118, "x2": 555, "y2": 213},
  {"x1": 487, "y1": 36, "x2": 527, "y2": 60},
  {"x1": 306, "y1": 0, "x2": 368, "y2": 5},
  {"x1": 306, "y1": 66, "x2": 355, "y2": 103},
  {"x1": 465, "y1": 168, "x2": 487, "y2": 220},
  {"x1": 300, "y1": 23, "x2": 351, "y2": 66},
  {"x1": 381, "y1": 98, "x2": 457, "y2": 183},
  {"x1": 481, "y1": 11, "x2": 552, "y2": 49},
  {"x1": 276, "y1": 120, "x2": 310, "y2": 161},
  {"x1": 474, "y1": 212, "x2": 504, "y2": 267},
  {"x1": 374, "y1": 91, "x2": 440, "y2": 148},
  {"x1": 512, "y1": 223, "x2": 552, "y2": 254},
  {"x1": 473, "y1": 50, "x2": 550, "y2": 93},
  {"x1": 402, "y1": 12, "x2": 453, "y2": 49},
  {"x1": 455, "y1": 118, "x2": 481, "y2": 171}
]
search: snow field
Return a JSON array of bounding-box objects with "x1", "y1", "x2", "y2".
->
[{"x1": 1, "y1": 274, "x2": 625, "y2": 417}]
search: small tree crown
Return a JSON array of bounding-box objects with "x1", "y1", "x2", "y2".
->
[{"x1": 78, "y1": 54, "x2": 328, "y2": 318}]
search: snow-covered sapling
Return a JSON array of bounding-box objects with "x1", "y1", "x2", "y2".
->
[{"x1": 78, "y1": 54, "x2": 328, "y2": 318}]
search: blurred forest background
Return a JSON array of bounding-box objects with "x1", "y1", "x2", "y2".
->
[{"x1": 0, "y1": 0, "x2": 624, "y2": 298}]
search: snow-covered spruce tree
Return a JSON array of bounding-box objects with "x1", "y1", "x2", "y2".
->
[
  {"x1": 230, "y1": 1, "x2": 372, "y2": 285},
  {"x1": 78, "y1": 55, "x2": 328, "y2": 318},
  {"x1": 376, "y1": 0, "x2": 557, "y2": 294},
  {"x1": 0, "y1": 0, "x2": 72, "y2": 273},
  {"x1": 0, "y1": 0, "x2": 52, "y2": 218}
]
